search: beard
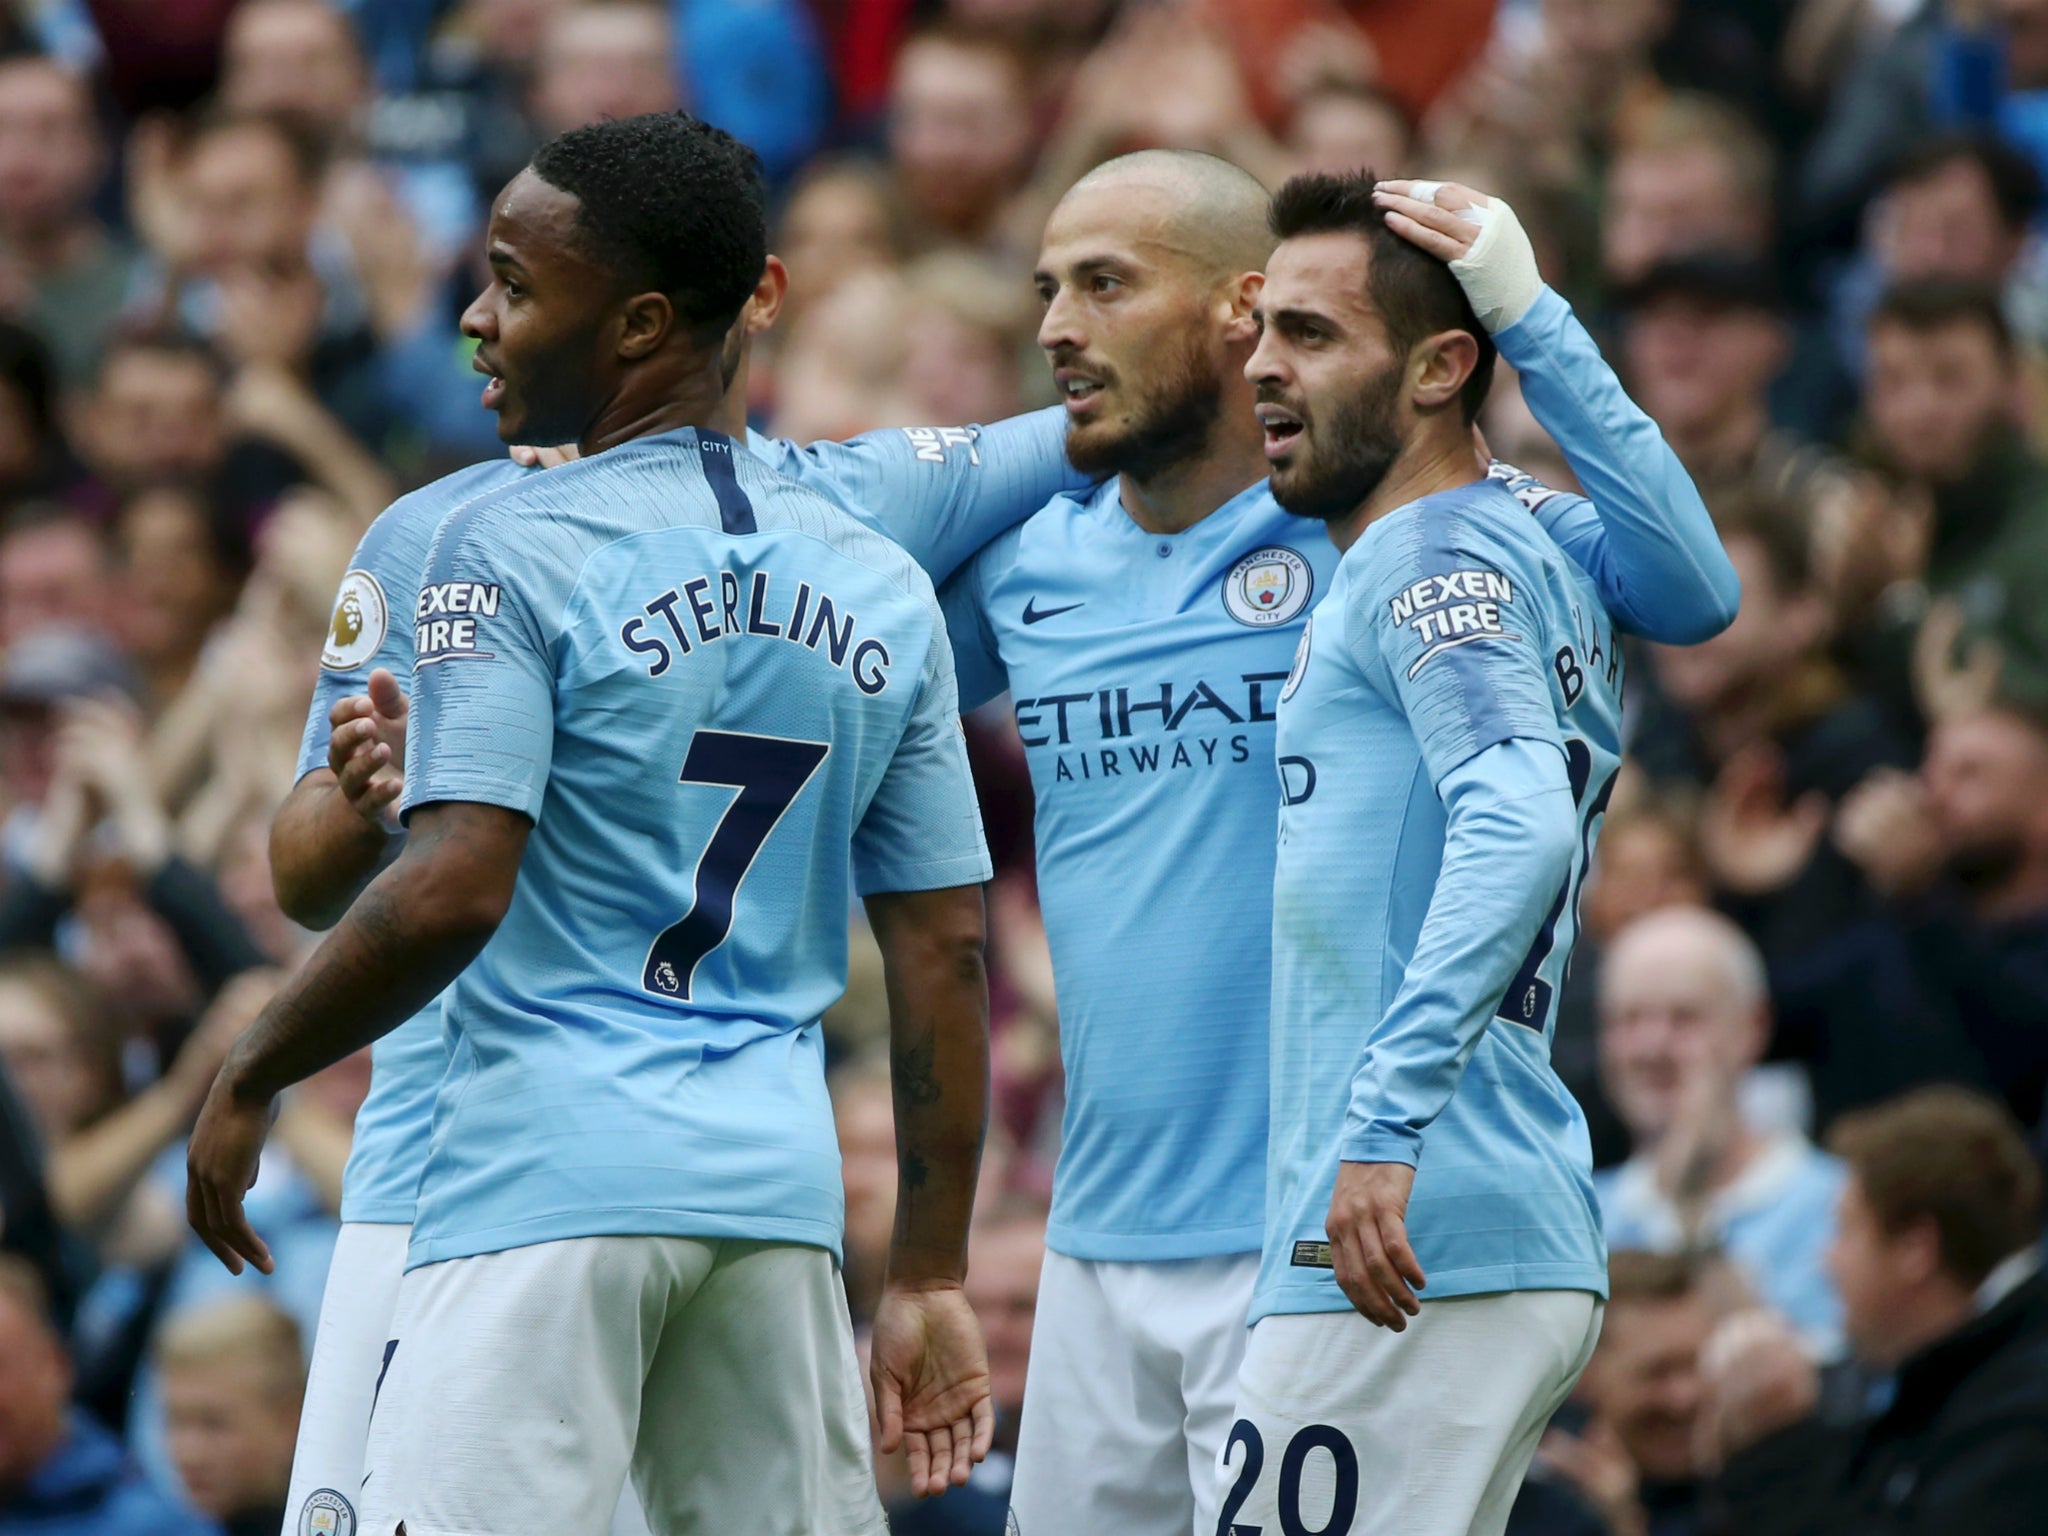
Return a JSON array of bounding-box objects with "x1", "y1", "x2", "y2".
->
[
  {"x1": 1265, "y1": 357, "x2": 1407, "y2": 523},
  {"x1": 1062, "y1": 327, "x2": 1225, "y2": 483}
]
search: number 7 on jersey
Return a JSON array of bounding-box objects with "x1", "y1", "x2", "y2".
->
[{"x1": 643, "y1": 730, "x2": 830, "y2": 1000}]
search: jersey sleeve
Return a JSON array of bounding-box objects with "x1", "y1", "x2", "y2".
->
[
  {"x1": 1494, "y1": 286, "x2": 1740, "y2": 643},
  {"x1": 852, "y1": 606, "x2": 994, "y2": 896},
  {"x1": 400, "y1": 507, "x2": 557, "y2": 823},
  {"x1": 936, "y1": 540, "x2": 1010, "y2": 712},
  {"x1": 752, "y1": 408, "x2": 1086, "y2": 584},
  {"x1": 1349, "y1": 512, "x2": 1564, "y2": 789},
  {"x1": 1340, "y1": 738, "x2": 1578, "y2": 1163},
  {"x1": 295, "y1": 518, "x2": 416, "y2": 784}
]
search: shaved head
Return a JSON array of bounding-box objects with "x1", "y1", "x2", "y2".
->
[{"x1": 1061, "y1": 150, "x2": 1276, "y2": 281}]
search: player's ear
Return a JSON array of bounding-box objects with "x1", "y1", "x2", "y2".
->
[
  {"x1": 616, "y1": 291, "x2": 673, "y2": 360},
  {"x1": 1220, "y1": 270, "x2": 1264, "y2": 345},
  {"x1": 1410, "y1": 329, "x2": 1478, "y2": 412},
  {"x1": 745, "y1": 256, "x2": 790, "y2": 337}
]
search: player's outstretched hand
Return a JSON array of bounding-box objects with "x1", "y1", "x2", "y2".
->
[
  {"x1": 1371, "y1": 179, "x2": 1543, "y2": 335},
  {"x1": 1326, "y1": 1161, "x2": 1426, "y2": 1330},
  {"x1": 327, "y1": 668, "x2": 409, "y2": 830},
  {"x1": 186, "y1": 1065, "x2": 276, "y2": 1277},
  {"x1": 869, "y1": 1279, "x2": 996, "y2": 1498}
]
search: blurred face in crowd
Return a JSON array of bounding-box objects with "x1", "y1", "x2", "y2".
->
[
  {"x1": 1543, "y1": 0, "x2": 1670, "y2": 89},
  {"x1": 1577, "y1": 1289, "x2": 1714, "y2": 1480},
  {"x1": 901, "y1": 307, "x2": 1023, "y2": 427},
  {"x1": 889, "y1": 35, "x2": 1036, "y2": 238},
  {"x1": 1599, "y1": 909, "x2": 1767, "y2": 1141},
  {"x1": 182, "y1": 121, "x2": 318, "y2": 277},
  {"x1": 163, "y1": 1357, "x2": 300, "y2": 1518},
  {"x1": 1288, "y1": 90, "x2": 1411, "y2": 181},
  {"x1": 0, "y1": 977, "x2": 96, "y2": 1143},
  {"x1": 1653, "y1": 532, "x2": 1827, "y2": 710},
  {"x1": 78, "y1": 345, "x2": 227, "y2": 491},
  {"x1": 1864, "y1": 316, "x2": 2012, "y2": 484},
  {"x1": 0, "y1": 58, "x2": 102, "y2": 239},
  {"x1": 461, "y1": 0, "x2": 573, "y2": 71},
  {"x1": 1604, "y1": 144, "x2": 1765, "y2": 287},
  {"x1": 1037, "y1": 176, "x2": 1255, "y2": 481},
  {"x1": 835, "y1": 1073, "x2": 897, "y2": 1280},
  {"x1": 114, "y1": 488, "x2": 239, "y2": 673},
  {"x1": 221, "y1": 0, "x2": 368, "y2": 141},
  {"x1": 1581, "y1": 815, "x2": 1707, "y2": 948},
  {"x1": 0, "y1": 520, "x2": 108, "y2": 648},
  {"x1": 1826, "y1": 1176, "x2": 1943, "y2": 1369},
  {"x1": 461, "y1": 169, "x2": 631, "y2": 445},
  {"x1": 1884, "y1": 159, "x2": 2023, "y2": 286},
  {"x1": 1251, "y1": 233, "x2": 1453, "y2": 523},
  {"x1": 0, "y1": 1286, "x2": 69, "y2": 1490},
  {"x1": 1623, "y1": 297, "x2": 1786, "y2": 452},
  {"x1": 1922, "y1": 710, "x2": 2048, "y2": 891},
  {"x1": 1999, "y1": 0, "x2": 2048, "y2": 90},
  {"x1": 966, "y1": 1217, "x2": 1045, "y2": 1415},
  {"x1": 530, "y1": 3, "x2": 679, "y2": 137},
  {"x1": 776, "y1": 169, "x2": 899, "y2": 321}
]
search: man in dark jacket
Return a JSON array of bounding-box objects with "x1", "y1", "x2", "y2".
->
[{"x1": 1700, "y1": 1087, "x2": 2048, "y2": 1536}]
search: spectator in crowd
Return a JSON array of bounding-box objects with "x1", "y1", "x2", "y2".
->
[
  {"x1": 1536, "y1": 1251, "x2": 1734, "y2": 1536},
  {"x1": 0, "y1": 504, "x2": 109, "y2": 649},
  {"x1": 529, "y1": 1, "x2": 680, "y2": 140},
  {"x1": 1701, "y1": 1087, "x2": 2048, "y2": 1536},
  {"x1": 1856, "y1": 280, "x2": 2048, "y2": 714},
  {"x1": 887, "y1": 26, "x2": 1040, "y2": 255},
  {"x1": 1602, "y1": 94, "x2": 1776, "y2": 293},
  {"x1": 111, "y1": 486, "x2": 248, "y2": 712},
  {"x1": 0, "y1": 1256, "x2": 217, "y2": 1535},
  {"x1": 1873, "y1": 133, "x2": 2046, "y2": 325},
  {"x1": 1596, "y1": 907, "x2": 1846, "y2": 1350},
  {"x1": 771, "y1": 156, "x2": 908, "y2": 336},
  {"x1": 1775, "y1": 706, "x2": 2048, "y2": 1135},
  {"x1": 156, "y1": 1296, "x2": 302, "y2": 1536},
  {"x1": 1284, "y1": 80, "x2": 1414, "y2": 179},
  {"x1": 0, "y1": 320, "x2": 67, "y2": 506},
  {"x1": 832, "y1": 1049, "x2": 897, "y2": 1328},
  {"x1": 0, "y1": 54, "x2": 142, "y2": 388}
]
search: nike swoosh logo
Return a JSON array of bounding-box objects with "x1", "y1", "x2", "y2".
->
[{"x1": 1022, "y1": 598, "x2": 1084, "y2": 625}]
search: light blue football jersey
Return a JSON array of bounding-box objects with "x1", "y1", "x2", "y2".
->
[
  {"x1": 1254, "y1": 478, "x2": 1622, "y2": 1321},
  {"x1": 398, "y1": 428, "x2": 992, "y2": 1267},
  {"x1": 295, "y1": 410, "x2": 1082, "y2": 1227},
  {"x1": 940, "y1": 286, "x2": 1730, "y2": 1265}
]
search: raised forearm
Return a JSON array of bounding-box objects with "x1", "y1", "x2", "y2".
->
[
  {"x1": 269, "y1": 770, "x2": 395, "y2": 929},
  {"x1": 227, "y1": 804, "x2": 522, "y2": 1102},
  {"x1": 868, "y1": 885, "x2": 991, "y2": 1283}
]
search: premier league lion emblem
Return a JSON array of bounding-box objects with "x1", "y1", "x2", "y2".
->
[
  {"x1": 321, "y1": 569, "x2": 389, "y2": 672},
  {"x1": 1223, "y1": 546, "x2": 1313, "y2": 627}
]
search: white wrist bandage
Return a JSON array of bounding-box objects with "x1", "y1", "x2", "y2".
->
[{"x1": 1446, "y1": 195, "x2": 1543, "y2": 334}]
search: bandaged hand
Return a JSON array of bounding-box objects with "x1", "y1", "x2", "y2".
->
[{"x1": 1372, "y1": 179, "x2": 1544, "y2": 334}]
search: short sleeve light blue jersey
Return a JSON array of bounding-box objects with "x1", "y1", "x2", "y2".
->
[
  {"x1": 296, "y1": 411, "x2": 1077, "y2": 1229},
  {"x1": 398, "y1": 429, "x2": 992, "y2": 1268},
  {"x1": 294, "y1": 459, "x2": 528, "y2": 1224},
  {"x1": 1255, "y1": 479, "x2": 1622, "y2": 1321}
]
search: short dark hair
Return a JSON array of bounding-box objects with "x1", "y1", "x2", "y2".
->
[
  {"x1": 96, "y1": 325, "x2": 229, "y2": 390},
  {"x1": 1890, "y1": 130, "x2": 2044, "y2": 233},
  {"x1": 1830, "y1": 1086, "x2": 2043, "y2": 1288},
  {"x1": 185, "y1": 109, "x2": 328, "y2": 188},
  {"x1": 1267, "y1": 170, "x2": 1496, "y2": 424},
  {"x1": 530, "y1": 112, "x2": 767, "y2": 341},
  {"x1": 1709, "y1": 485, "x2": 1814, "y2": 596},
  {"x1": 1868, "y1": 278, "x2": 2013, "y2": 359}
]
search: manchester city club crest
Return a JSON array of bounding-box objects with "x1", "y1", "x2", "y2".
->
[
  {"x1": 321, "y1": 569, "x2": 389, "y2": 672},
  {"x1": 1223, "y1": 546, "x2": 1313, "y2": 627},
  {"x1": 299, "y1": 1489, "x2": 357, "y2": 1536}
]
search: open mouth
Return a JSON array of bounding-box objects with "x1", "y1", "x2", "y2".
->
[
  {"x1": 472, "y1": 352, "x2": 507, "y2": 411},
  {"x1": 1054, "y1": 367, "x2": 1107, "y2": 414},
  {"x1": 1256, "y1": 403, "x2": 1304, "y2": 460}
]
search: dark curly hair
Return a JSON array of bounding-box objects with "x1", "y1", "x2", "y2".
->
[{"x1": 529, "y1": 112, "x2": 767, "y2": 342}]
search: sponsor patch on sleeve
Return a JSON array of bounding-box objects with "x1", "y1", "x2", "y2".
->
[
  {"x1": 414, "y1": 580, "x2": 502, "y2": 665},
  {"x1": 1385, "y1": 568, "x2": 1520, "y2": 678},
  {"x1": 902, "y1": 425, "x2": 982, "y2": 466}
]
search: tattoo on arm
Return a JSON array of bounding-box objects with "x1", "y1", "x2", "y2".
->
[{"x1": 894, "y1": 1029, "x2": 942, "y2": 1108}]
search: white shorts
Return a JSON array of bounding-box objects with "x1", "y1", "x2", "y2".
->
[
  {"x1": 1009, "y1": 1249, "x2": 1258, "y2": 1536},
  {"x1": 284, "y1": 1221, "x2": 409, "y2": 1536},
  {"x1": 358, "y1": 1234, "x2": 882, "y2": 1536},
  {"x1": 1225, "y1": 1291, "x2": 1603, "y2": 1536}
]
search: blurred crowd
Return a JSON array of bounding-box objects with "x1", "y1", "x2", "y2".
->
[{"x1": 0, "y1": 0, "x2": 2046, "y2": 1532}]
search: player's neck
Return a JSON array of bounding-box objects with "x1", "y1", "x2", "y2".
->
[
  {"x1": 1116, "y1": 415, "x2": 1269, "y2": 535},
  {"x1": 1324, "y1": 430, "x2": 1488, "y2": 553},
  {"x1": 578, "y1": 353, "x2": 750, "y2": 456}
]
